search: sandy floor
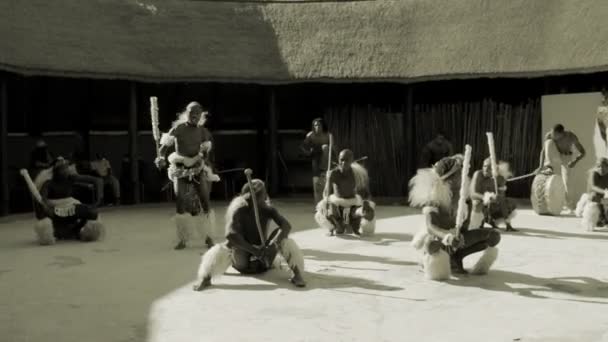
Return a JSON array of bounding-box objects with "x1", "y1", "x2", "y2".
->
[{"x1": 1, "y1": 200, "x2": 607, "y2": 342}]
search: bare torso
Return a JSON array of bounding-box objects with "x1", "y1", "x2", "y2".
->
[
  {"x1": 546, "y1": 131, "x2": 577, "y2": 155},
  {"x1": 329, "y1": 168, "x2": 357, "y2": 199}
]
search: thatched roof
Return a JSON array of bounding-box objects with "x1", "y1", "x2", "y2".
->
[{"x1": 2, "y1": 0, "x2": 608, "y2": 83}]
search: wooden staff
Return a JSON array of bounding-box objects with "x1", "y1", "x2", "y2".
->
[
  {"x1": 20, "y1": 169, "x2": 43, "y2": 204},
  {"x1": 324, "y1": 133, "x2": 334, "y2": 210},
  {"x1": 150, "y1": 96, "x2": 161, "y2": 158},
  {"x1": 454, "y1": 145, "x2": 472, "y2": 238},
  {"x1": 244, "y1": 168, "x2": 266, "y2": 246},
  {"x1": 486, "y1": 132, "x2": 499, "y2": 193}
]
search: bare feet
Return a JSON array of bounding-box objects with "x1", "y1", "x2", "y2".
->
[
  {"x1": 290, "y1": 268, "x2": 306, "y2": 287},
  {"x1": 174, "y1": 240, "x2": 186, "y2": 250},
  {"x1": 505, "y1": 224, "x2": 518, "y2": 232},
  {"x1": 205, "y1": 236, "x2": 215, "y2": 249},
  {"x1": 193, "y1": 277, "x2": 212, "y2": 291}
]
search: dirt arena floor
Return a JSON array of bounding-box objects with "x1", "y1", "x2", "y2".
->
[{"x1": 1, "y1": 199, "x2": 607, "y2": 342}]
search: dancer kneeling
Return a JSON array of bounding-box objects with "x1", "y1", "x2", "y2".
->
[
  {"x1": 23, "y1": 158, "x2": 104, "y2": 245},
  {"x1": 575, "y1": 158, "x2": 608, "y2": 231},
  {"x1": 469, "y1": 158, "x2": 518, "y2": 232},
  {"x1": 315, "y1": 149, "x2": 376, "y2": 236},
  {"x1": 194, "y1": 178, "x2": 306, "y2": 291},
  {"x1": 409, "y1": 154, "x2": 501, "y2": 280}
]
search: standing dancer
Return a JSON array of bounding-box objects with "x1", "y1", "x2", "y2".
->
[
  {"x1": 193, "y1": 169, "x2": 306, "y2": 291},
  {"x1": 153, "y1": 100, "x2": 220, "y2": 250},
  {"x1": 537, "y1": 124, "x2": 586, "y2": 213},
  {"x1": 409, "y1": 150, "x2": 501, "y2": 280},
  {"x1": 300, "y1": 118, "x2": 333, "y2": 206},
  {"x1": 593, "y1": 90, "x2": 608, "y2": 160}
]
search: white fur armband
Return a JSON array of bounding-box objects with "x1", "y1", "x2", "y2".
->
[
  {"x1": 422, "y1": 206, "x2": 438, "y2": 215},
  {"x1": 483, "y1": 192, "x2": 495, "y2": 205},
  {"x1": 201, "y1": 141, "x2": 212, "y2": 153},
  {"x1": 160, "y1": 133, "x2": 175, "y2": 147},
  {"x1": 604, "y1": 189, "x2": 608, "y2": 199}
]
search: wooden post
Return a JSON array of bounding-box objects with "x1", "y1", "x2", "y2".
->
[
  {"x1": 129, "y1": 82, "x2": 140, "y2": 204},
  {"x1": 404, "y1": 85, "x2": 415, "y2": 178},
  {"x1": 268, "y1": 88, "x2": 279, "y2": 195},
  {"x1": 0, "y1": 77, "x2": 8, "y2": 216}
]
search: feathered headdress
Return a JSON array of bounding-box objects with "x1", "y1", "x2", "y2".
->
[{"x1": 408, "y1": 155, "x2": 464, "y2": 210}]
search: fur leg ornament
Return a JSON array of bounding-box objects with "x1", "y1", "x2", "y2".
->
[
  {"x1": 575, "y1": 193, "x2": 590, "y2": 218},
  {"x1": 194, "y1": 211, "x2": 215, "y2": 240},
  {"x1": 194, "y1": 244, "x2": 232, "y2": 290},
  {"x1": 279, "y1": 238, "x2": 305, "y2": 273},
  {"x1": 80, "y1": 220, "x2": 105, "y2": 242},
  {"x1": 34, "y1": 218, "x2": 55, "y2": 245},
  {"x1": 423, "y1": 249, "x2": 451, "y2": 281},
  {"x1": 315, "y1": 199, "x2": 335, "y2": 231},
  {"x1": 581, "y1": 202, "x2": 600, "y2": 232},
  {"x1": 355, "y1": 201, "x2": 376, "y2": 236},
  {"x1": 470, "y1": 247, "x2": 499, "y2": 275},
  {"x1": 174, "y1": 213, "x2": 194, "y2": 248}
]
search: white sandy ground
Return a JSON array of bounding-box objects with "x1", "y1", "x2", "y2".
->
[{"x1": 0, "y1": 200, "x2": 607, "y2": 342}]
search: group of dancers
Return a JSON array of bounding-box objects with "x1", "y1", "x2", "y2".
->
[{"x1": 19, "y1": 92, "x2": 608, "y2": 286}]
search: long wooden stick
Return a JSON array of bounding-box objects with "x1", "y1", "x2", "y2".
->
[
  {"x1": 150, "y1": 97, "x2": 161, "y2": 158},
  {"x1": 324, "y1": 133, "x2": 334, "y2": 207},
  {"x1": 244, "y1": 168, "x2": 266, "y2": 246},
  {"x1": 20, "y1": 169, "x2": 43, "y2": 204},
  {"x1": 455, "y1": 145, "x2": 472, "y2": 236},
  {"x1": 486, "y1": 132, "x2": 499, "y2": 192}
]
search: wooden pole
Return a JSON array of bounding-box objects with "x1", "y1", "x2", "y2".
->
[
  {"x1": 268, "y1": 87, "x2": 279, "y2": 196},
  {"x1": 129, "y1": 82, "x2": 140, "y2": 204},
  {"x1": 0, "y1": 77, "x2": 8, "y2": 216},
  {"x1": 404, "y1": 85, "x2": 415, "y2": 173}
]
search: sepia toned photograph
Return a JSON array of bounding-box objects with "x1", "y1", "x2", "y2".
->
[{"x1": 1, "y1": 1, "x2": 607, "y2": 341}]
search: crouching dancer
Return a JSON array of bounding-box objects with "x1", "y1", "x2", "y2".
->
[
  {"x1": 408, "y1": 150, "x2": 501, "y2": 280},
  {"x1": 21, "y1": 158, "x2": 104, "y2": 245},
  {"x1": 469, "y1": 158, "x2": 518, "y2": 231},
  {"x1": 575, "y1": 157, "x2": 608, "y2": 231},
  {"x1": 194, "y1": 173, "x2": 306, "y2": 291},
  {"x1": 315, "y1": 149, "x2": 376, "y2": 236}
]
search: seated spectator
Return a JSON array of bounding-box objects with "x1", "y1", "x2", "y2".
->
[
  {"x1": 29, "y1": 138, "x2": 54, "y2": 178},
  {"x1": 91, "y1": 155, "x2": 121, "y2": 206},
  {"x1": 68, "y1": 132, "x2": 104, "y2": 206}
]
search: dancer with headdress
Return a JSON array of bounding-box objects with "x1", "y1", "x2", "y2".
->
[
  {"x1": 153, "y1": 101, "x2": 220, "y2": 250},
  {"x1": 409, "y1": 149, "x2": 501, "y2": 280},
  {"x1": 314, "y1": 149, "x2": 376, "y2": 236},
  {"x1": 193, "y1": 169, "x2": 306, "y2": 291}
]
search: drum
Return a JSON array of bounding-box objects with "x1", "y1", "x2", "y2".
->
[{"x1": 531, "y1": 173, "x2": 565, "y2": 215}]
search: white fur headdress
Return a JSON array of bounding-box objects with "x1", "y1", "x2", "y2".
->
[
  {"x1": 408, "y1": 155, "x2": 466, "y2": 210},
  {"x1": 408, "y1": 168, "x2": 453, "y2": 210},
  {"x1": 171, "y1": 106, "x2": 208, "y2": 129},
  {"x1": 351, "y1": 162, "x2": 369, "y2": 194}
]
